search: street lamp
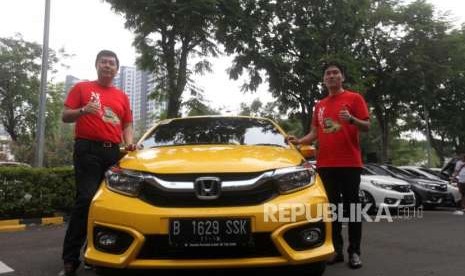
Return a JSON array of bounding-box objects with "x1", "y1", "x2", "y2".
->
[{"x1": 34, "y1": 0, "x2": 51, "y2": 167}]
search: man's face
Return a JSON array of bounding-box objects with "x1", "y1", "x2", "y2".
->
[
  {"x1": 96, "y1": 56, "x2": 118, "y2": 80},
  {"x1": 323, "y1": 65, "x2": 345, "y2": 91}
]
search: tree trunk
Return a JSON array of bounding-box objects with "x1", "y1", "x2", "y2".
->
[{"x1": 373, "y1": 105, "x2": 388, "y2": 163}]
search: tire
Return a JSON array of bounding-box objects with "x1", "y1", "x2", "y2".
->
[
  {"x1": 292, "y1": 262, "x2": 326, "y2": 276},
  {"x1": 413, "y1": 191, "x2": 422, "y2": 207},
  {"x1": 360, "y1": 190, "x2": 377, "y2": 214}
]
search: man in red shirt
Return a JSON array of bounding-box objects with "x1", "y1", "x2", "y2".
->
[
  {"x1": 60, "y1": 50, "x2": 136, "y2": 276},
  {"x1": 288, "y1": 61, "x2": 370, "y2": 269}
]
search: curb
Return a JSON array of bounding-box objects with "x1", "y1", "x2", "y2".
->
[{"x1": 0, "y1": 216, "x2": 65, "y2": 233}]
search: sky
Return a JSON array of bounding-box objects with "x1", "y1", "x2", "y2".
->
[{"x1": 0, "y1": 0, "x2": 464, "y2": 113}]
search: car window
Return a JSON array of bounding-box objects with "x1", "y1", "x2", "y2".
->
[{"x1": 140, "y1": 117, "x2": 289, "y2": 148}]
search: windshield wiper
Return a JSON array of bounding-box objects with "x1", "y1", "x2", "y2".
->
[{"x1": 251, "y1": 143, "x2": 286, "y2": 148}]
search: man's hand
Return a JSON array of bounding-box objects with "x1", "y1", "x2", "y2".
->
[
  {"x1": 339, "y1": 107, "x2": 353, "y2": 123},
  {"x1": 82, "y1": 101, "x2": 100, "y2": 115},
  {"x1": 125, "y1": 144, "x2": 138, "y2": 151},
  {"x1": 287, "y1": 135, "x2": 300, "y2": 145}
]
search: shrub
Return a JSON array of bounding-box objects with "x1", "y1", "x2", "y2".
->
[{"x1": 0, "y1": 167, "x2": 75, "y2": 219}]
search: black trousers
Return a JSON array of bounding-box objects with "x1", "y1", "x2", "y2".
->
[
  {"x1": 62, "y1": 139, "x2": 120, "y2": 265},
  {"x1": 318, "y1": 167, "x2": 362, "y2": 255}
]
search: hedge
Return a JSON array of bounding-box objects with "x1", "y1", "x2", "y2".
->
[{"x1": 0, "y1": 167, "x2": 75, "y2": 219}]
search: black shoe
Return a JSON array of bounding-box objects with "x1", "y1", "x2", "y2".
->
[
  {"x1": 327, "y1": 252, "x2": 344, "y2": 265},
  {"x1": 58, "y1": 262, "x2": 78, "y2": 276},
  {"x1": 348, "y1": 253, "x2": 363, "y2": 269}
]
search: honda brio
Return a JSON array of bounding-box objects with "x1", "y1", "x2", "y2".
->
[{"x1": 84, "y1": 116, "x2": 333, "y2": 275}]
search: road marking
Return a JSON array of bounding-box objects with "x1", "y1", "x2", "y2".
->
[{"x1": 0, "y1": 261, "x2": 14, "y2": 274}]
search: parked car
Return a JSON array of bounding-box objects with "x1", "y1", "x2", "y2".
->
[
  {"x1": 84, "y1": 116, "x2": 332, "y2": 275},
  {"x1": 0, "y1": 161, "x2": 31, "y2": 168},
  {"x1": 360, "y1": 167, "x2": 415, "y2": 212},
  {"x1": 400, "y1": 166, "x2": 461, "y2": 207},
  {"x1": 364, "y1": 164, "x2": 449, "y2": 208}
]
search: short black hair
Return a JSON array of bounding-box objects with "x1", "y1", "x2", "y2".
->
[
  {"x1": 322, "y1": 61, "x2": 345, "y2": 77},
  {"x1": 95, "y1": 50, "x2": 119, "y2": 69}
]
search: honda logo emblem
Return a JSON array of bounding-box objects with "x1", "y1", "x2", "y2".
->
[{"x1": 194, "y1": 177, "x2": 221, "y2": 200}]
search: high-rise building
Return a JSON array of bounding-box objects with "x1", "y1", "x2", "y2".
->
[
  {"x1": 0, "y1": 124, "x2": 13, "y2": 161},
  {"x1": 113, "y1": 67, "x2": 163, "y2": 132},
  {"x1": 64, "y1": 75, "x2": 81, "y2": 94}
]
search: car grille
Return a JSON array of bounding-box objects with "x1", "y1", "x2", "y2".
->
[
  {"x1": 137, "y1": 233, "x2": 280, "y2": 259},
  {"x1": 391, "y1": 185, "x2": 411, "y2": 193},
  {"x1": 138, "y1": 173, "x2": 278, "y2": 207}
]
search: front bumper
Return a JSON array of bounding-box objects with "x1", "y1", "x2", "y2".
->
[
  {"x1": 413, "y1": 187, "x2": 449, "y2": 205},
  {"x1": 370, "y1": 189, "x2": 416, "y2": 208},
  {"x1": 85, "y1": 183, "x2": 334, "y2": 269}
]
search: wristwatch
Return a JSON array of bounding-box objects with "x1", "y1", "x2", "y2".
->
[{"x1": 79, "y1": 107, "x2": 85, "y2": 114}]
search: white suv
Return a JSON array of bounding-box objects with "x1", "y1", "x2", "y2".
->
[{"x1": 360, "y1": 167, "x2": 416, "y2": 211}]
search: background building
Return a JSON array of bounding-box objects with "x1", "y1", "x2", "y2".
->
[{"x1": 0, "y1": 124, "x2": 13, "y2": 160}]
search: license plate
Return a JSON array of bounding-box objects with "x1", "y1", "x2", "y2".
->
[
  {"x1": 169, "y1": 218, "x2": 251, "y2": 248},
  {"x1": 404, "y1": 195, "x2": 414, "y2": 203}
]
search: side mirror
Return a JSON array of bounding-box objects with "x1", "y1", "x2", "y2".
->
[{"x1": 299, "y1": 145, "x2": 315, "y2": 159}]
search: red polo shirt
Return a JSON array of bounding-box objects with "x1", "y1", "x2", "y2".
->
[
  {"x1": 64, "y1": 81, "x2": 132, "y2": 144},
  {"x1": 312, "y1": 90, "x2": 369, "y2": 168}
]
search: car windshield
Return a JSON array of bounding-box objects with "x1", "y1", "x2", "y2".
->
[
  {"x1": 140, "y1": 117, "x2": 289, "y2": 148},
  {"x1": 364, "y1": 164, "x2": 391, "y2": 176},
  {"x1": 384, "y1": 165, "x2": 414, "y2": 178},
  {"x1": 403, "y1": 168, "x2": 428, "y2": 179}
]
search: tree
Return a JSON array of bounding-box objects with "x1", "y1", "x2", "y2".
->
[
  {"x1": 184, "y1": 89, "x2": 220, "y2": 116},
  {"x1": 0, "y1": 35, "x2": 70, "y2": 166},
  {"x1": 104, "y1": 0, "x2": 221, "y2": 118},
  {"x1": 355, "y1": 0, "x2": 407, "y2": 162},
  {"x1": 0, "y1": 35, "x2": 42, "y2": 142},
  {"x1": 216, "y1": 0, "x2": 370, "y2": 132},
  {"x1": 394, "y1": 0, "x2": 460, "y2": 162}
]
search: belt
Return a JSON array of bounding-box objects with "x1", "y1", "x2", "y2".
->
[{"x1": 76, "y1": 138, "x2": 119, "y2": 148}]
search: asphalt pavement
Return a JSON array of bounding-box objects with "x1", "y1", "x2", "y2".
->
[{"x1": 1, "y1": 209, "x2": 464, "y2": 276}]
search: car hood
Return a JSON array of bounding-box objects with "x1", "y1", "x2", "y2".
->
[
  {"x1": 119, "y1": 145, "x2": 303, "y2": 173},
  {"x1": 362, "y1": 175, "x2": 409, "y2": 185}
]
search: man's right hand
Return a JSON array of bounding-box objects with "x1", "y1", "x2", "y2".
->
[{"x1": 82, "y1": 101, "x2": 100, "y2": 115}]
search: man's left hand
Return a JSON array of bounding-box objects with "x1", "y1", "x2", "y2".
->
[{"x1": 125, "y1": 144, "x2": 138, "y2": 151}]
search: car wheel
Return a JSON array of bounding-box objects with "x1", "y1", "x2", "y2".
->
[
  {"x1": 292, "y1": 261, "x2": 326, "y2": 276},
  {"x1": 413, "y1": 191, "x2": 422, "y2": 207},
  {"x1": 360, "y1": 190, "x2": 377, "y2": 214}
]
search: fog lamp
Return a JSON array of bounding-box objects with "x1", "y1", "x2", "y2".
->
[{"x1": 301, "y1": 228, "x2": 321, "y2": 245}]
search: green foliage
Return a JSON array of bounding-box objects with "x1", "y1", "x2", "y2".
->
[
  {"x1": 216, "y1": 0, "x2": 371, "y2": 132},
  {"x1": 0, "y1": 167, "x2": 75, "y2": 219},
  {"x1": 105, "y1": 0, "x2": 220, "y2": 118},
  {"x1": 0, "y1": 35, "x2": 72, "y2": 166},
  {"x1": 389, "y1": 138, "x2": 440, "y2": 167}
]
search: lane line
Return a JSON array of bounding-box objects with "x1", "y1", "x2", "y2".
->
[{"x1": 0, "y1": 261, "x2": 14, "y2": 274}]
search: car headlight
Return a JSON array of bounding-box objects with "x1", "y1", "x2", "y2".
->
[
  {"x1": 370, "y1": 181, "x2": 394, "y2": 190},
  {"x1": 416, "y1": 181, "x2": 437, "y2": 190},
  {"x1": 273, "y1": 166, "x2": 315, "y2": 194},
  {"x1": 105, "y1": 166, "x2": 144, "y2": 197}
]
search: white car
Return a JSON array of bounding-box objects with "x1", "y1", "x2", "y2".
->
[
  {"x1": 360, "y1": 167, "x2": 415, "y2": 211},
  {"x1": 400, "y1": 165, "x2": 461, "y2": 207}
]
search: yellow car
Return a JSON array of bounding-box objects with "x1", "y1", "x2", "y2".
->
[{"x1": 85, "y1": 116, "x2": 333, "y2": 275}]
